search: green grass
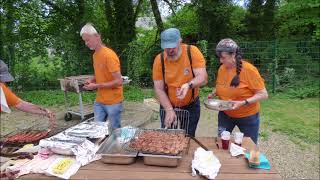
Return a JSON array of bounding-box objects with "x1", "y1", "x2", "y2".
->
[
  {"x1": 16, "y1": 90, "x2": 96, "y2": 107},
  {"x1": 17, "y1": 86, "x2": 319, "y2": 145},
  {"x1": 260, "y1": 93, "x2": 319, "y2": 144},
  {"x1": 16, "y1": 85, "x2": 154, "y2": 107}
]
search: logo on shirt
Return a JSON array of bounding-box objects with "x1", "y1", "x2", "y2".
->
[{"x1": 184, "y1": 68, "x2": 190, "y2": 76}]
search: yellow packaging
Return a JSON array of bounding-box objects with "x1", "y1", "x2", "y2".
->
[{"x1": 52, "y1": 158, "x2": 74, "y2": 174}]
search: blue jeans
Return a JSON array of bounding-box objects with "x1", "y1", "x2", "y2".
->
[
  {"x1": 218, "y1": 111, "x2": 260, "y2": 144},
  {"x1": 160, "y1": 97, "x2": 200, "y2": 137},
  {"x1": 94, "y1": 102, "x2": 123, "y2": 129}
]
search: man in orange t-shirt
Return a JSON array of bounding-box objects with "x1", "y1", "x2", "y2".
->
[
  {"x1": 80, "y1": 23, "x2": 123, "y2": 129},
  {"x1": 208, "y1": 39, "x2": 268, "y2": 144},
  {"x1": 0, "y1": 60, "x2": 55, "y2": 126},
  {"x1": 153, "y1": 28, "x2": 208, "y2": 137}
]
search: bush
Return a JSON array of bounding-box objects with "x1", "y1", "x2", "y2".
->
[{"x1": 275, "y1": 77, "x2": 320, "y2": 99}]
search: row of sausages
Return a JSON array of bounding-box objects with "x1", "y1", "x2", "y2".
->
[
  {"x1": 4, "y1": 131, "x2": 50, "y2": 144},
  {"x1": 129, "y1": 131, "x2": 188, "y2": 155}
]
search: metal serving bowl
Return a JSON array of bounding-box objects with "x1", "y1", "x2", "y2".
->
[{"x1": 203, "y1": 99, "x2": 234, "y2": 111}]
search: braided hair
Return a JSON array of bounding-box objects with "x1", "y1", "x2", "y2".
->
[{"x1": 230, "y1": 48, "x2": 242, "y2": 87}]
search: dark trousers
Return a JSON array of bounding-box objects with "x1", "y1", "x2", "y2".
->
[
  {"x1": 160, "y1": 97, "x2": 200, "y2": 137},
  {"x1": 218, "y1": 111, "x2": 260, "y2": 144}
]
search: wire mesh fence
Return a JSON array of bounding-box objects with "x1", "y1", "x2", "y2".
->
[{"x1": 6, "y1": 40, "x2": 320, "y2": 93}]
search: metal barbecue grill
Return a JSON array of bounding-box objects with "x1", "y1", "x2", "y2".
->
[
  {"x1": 59, "y1": 75, "x2": 131, "y2": 121},
  {"x1": 59, "y1": 75, "x2": 94, "y2": 121}
]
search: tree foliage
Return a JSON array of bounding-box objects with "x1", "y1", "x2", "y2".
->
[
  {"x1": 0, "y1": 0, "x2": 318, "y2": 91},
  {"x1": 275, "y1": 0, "x2": 320, "y2": 40},
  {"x1": 196, "y1": 0, "x2": 234, "y2": 43}
]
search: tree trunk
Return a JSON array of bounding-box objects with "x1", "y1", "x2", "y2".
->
[
  {"x1": 5, "y1": 0, "x2": 15, "y2": 77},
  {"x1": 150, "y1": 0, "x2": 164, "y2": 33}
]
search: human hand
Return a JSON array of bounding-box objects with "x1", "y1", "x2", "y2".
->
[
  {"x1": 164, "y1": 109, "x2": 177, "y2": 128},
  {"x1": 230, "y1": 100, "x2": 245, "y2": 110},
  {"x1": 176, "y1": 83, "x2": 189, "y2": 99},
  {"x1": 85, "y1": 78, "x2": 95, "y2": 84},
  {"x1": 84, "y1": 82, "x2": 98, "y2": 90},
  {"x1": 44, "y1": 109, "x2": 56, "y2": 130},
  {"x1": 207, "y1": 91, "x2": 216, "y2": 99}
]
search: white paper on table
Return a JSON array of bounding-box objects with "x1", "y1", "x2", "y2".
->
[
  {"x1": 191, "y1": 147, "x2": 221, "y2": 179},
  {"x1": 229, "y1": 143, "x2": 246, "y2": 156},
  {"x1": 0, "y1": 87, "x2": 11, "y2": 113}
]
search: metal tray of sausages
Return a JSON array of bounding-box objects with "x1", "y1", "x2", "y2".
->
[
  {"x1": 124, "y1": 128, "x2": 187, "y2": 156},
  {"x1": 138, "y1": 137, "x2": 190, "y2": 167},
  {"x1": 97, "y1": 129, "x2": 138, "y2": 165},
  {"x1": 139, "y1": 152, "x2": 182, "y2": 167}
]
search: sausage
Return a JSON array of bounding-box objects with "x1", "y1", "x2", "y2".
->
[
  {"x1": 27, "y1": 132, "x2": 42, "y2": 142},
  {"x1": 6, "y1": 132, "x2": 26, "y2": 143},
  {"x1": 29, "y1": 131, "x2": 48, "y2": 142},
  {"x1": 129, "y1": 131, "x2": 187, "y2": 155},
  {"x1": 5, "y1": 133, "x2": 20, "y2": 142},
  {"x1": 18, "y1": 132, "x2": 34, "y2": 142},
  {"x1": 22, "y1": 132, "x2": 37, "y2": 142}
]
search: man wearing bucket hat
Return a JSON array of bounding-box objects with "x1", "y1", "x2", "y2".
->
[
  {"x1": 153, "y1": 28, "x2": 208, "y2": 137},
  {"x1": 208, "y1": 38, "x2": 268, "y2": 144},
  {"x1": 0, "y1": 60, "x2": 55, "y2": 125}
]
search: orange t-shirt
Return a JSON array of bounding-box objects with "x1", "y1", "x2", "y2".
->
[
  {"x1": 215, "y1": 61, "x2": 265, "y2": 118},
  {"x1": 93, "y1": 46, "x2": 123, "y2": 105},
  {"x1": 153, "y1": 44, "x2": 206, "y2": 107},
  {"x1": 0, "y1": 83, "x2": 21, "y2": 112}
]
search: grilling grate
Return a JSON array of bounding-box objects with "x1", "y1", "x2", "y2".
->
[{"x1": 159, "y1": 107, "x2": 190, "y2": 135}]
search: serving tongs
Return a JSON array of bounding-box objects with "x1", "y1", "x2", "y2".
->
[{"x1": 187, "y1": 135, "x2": 209, "y2": 151}]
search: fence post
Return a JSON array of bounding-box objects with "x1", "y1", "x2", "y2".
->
[{"x1": 272, "y1": 41, "x2": 277, "y2": 93}]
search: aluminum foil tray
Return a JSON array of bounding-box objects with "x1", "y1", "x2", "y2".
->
[
  {"x1": 97, "y1": 128, "x2": 138, "y2": 164},
  {"x1": 124, "y1": 128, "x2": 188, "y2": 156}
]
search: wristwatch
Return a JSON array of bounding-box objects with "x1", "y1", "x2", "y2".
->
[
  {"x1": 188, "y1": 81, "x2": 193, "y2": 89},
  {"x1": 244, "y1": 99, "x2": 250, "y2": 106}
]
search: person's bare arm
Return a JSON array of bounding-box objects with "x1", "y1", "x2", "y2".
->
[
  {"x1": 154, "y1": 80, "x2": 176, "y2": 127},
  {"x1": 191, "y1": 68, "x2": 208, "y2": 87},
  {"x1": 15, "y1": 101, "x2": 56, "y2": 128},
  {"x1": 231, "y1": 88, "x2": 268, "y2": 109},
  {"x1": 177, "y1": 68, "x2": 208, "y2": 99}
]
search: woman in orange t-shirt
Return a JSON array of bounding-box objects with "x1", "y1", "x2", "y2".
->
[{"x1": 208, "y1": 39, "x2": 268, "y2": 144}]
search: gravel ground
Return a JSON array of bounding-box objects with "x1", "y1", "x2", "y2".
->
[{"x1": 0, "y1": 102, "x2": 319, "y2": 179}]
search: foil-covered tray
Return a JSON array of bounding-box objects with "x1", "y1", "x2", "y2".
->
[
  {"x1": 64, "y1": 121, "x2": 108, "y2": 139},
  {"x1": 39, "y1": 132, "x2": 91, "y2": 156},
  {"x1": 204, "y1": 99, "x2": 234, "y2": 111}
]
